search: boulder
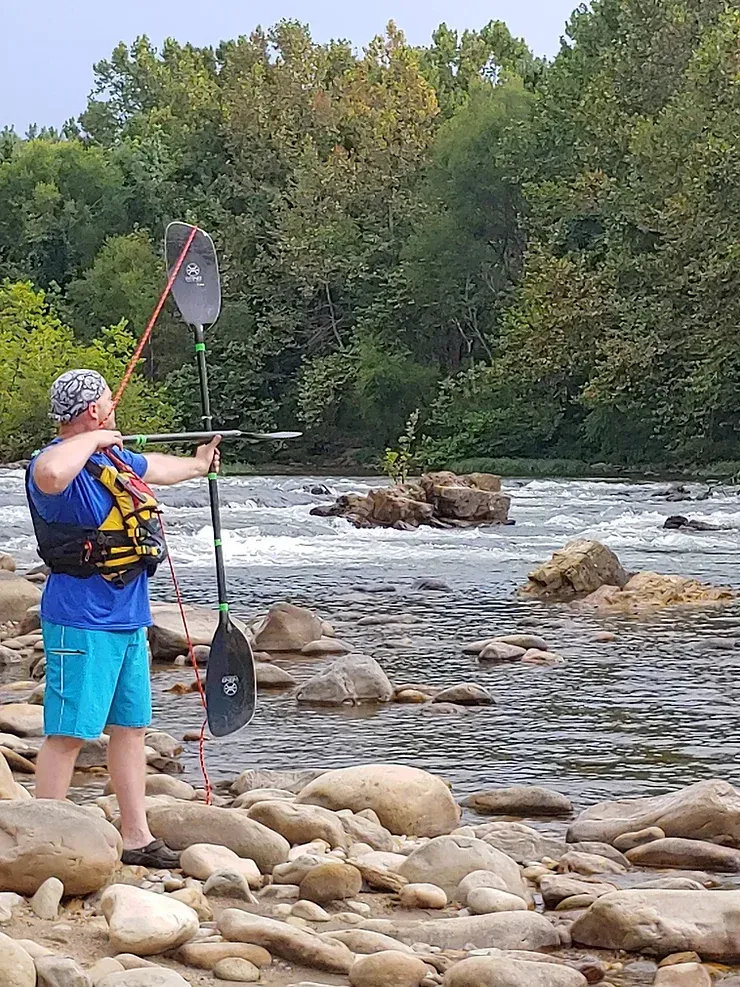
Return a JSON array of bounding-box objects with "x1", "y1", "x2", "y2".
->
[
  {"x1": 101, "y1": 884, "x2": 199, "y2": 956},
  {"x1": 296, "y1": 654, "x2": 393, "y2": 705},
  {"x1": 654, "y1": 964, "x2": 712, "y2": 987},
  {"x1": 0, "y1": 932, "x2": 35, "y2": 987},
  {"x1": 248, "y1": 800, "x2": 347, "y2": 848},
  {"x1": 614, "y1": 827, "x2": 666, "y2": 851},
  {"x1": 473, "y1": 822, "x2": 565, "y2": 864},
  {"x1": 232, "y1": 788, "x2": 296, "y2": 810},
  {"x1": 219, "y1": 908, "x2": 354, "y2": 973},
  {"x1": 146, "y1": 802, "x2": 289, "y2": 872},
  {"x1": 580, "y1": 571, "x2": 734, "y2": 611},
  {"x1": 430, "y1": 485, "x2": 510, "y2": 524},
  {"x1": 540, "y1": 875, "x2": 617, "y2": 909},
  {"x1": 567, "y1": 780, "x2": 740, "y2": 846},
  {"x1": 299, "y1": 862, "x2": 362, "y2": 902},
  {"x1": 467, "y1": 888, "x2": 528, "y2": 914},
  {"x1": 30, "y1": 876, "x2": 64, "y2": 920},
  {"x1": 626, "y1": 838, "x2": 740, "y2": 872},
  {"x1": 176, "y1": 942, "x2": 271, "y2": 970},
  {"x1": 340, "y1": 813, "x2": 394, "y2": 852},
  {"x1": 398, "y1": 883, "x2": 447, "y2": 909},
  {"x1": 203, "y1": 868, "x2": 257, "y2": 901},
  {"x1": 98, "y1": 973, "x2": 190, "y2": 987},
  {"x1": 321, "y1": 929, "x2": 414, "y2": 954},
  {"x1": 349, "y1": 951, "x2": 431, "y2": 987},
  {"x1": 464, "y1": 786, "x2": 573, "y2": 818},
  {"x1": 571, "y1": 889, "x2": 740, "y2": 959},
  {"x1": 232, "y1": 768, "x2": 324, "y2": 796},
  {"x1": 479, "y1": 643, "x2": 527, "y2": 662},
  {"x1": 301, "y1": 638, "x2": 351, "y2": 655},
  {"x1": 558, "y1": 850, "x2": 626, "y2": 875},
  {"x1": 144, "y1": 776, "x2": 195, "y2": 801},
  {"x1": 252, "y1": 603, "x2": 323, "y2": 652},
  {"x1": 455, "y1": 870, "x2": 510, "y2": 905},
  {"x1": 0, "y1": 751, "x2": 30, "y2": 800},
  {"x1": 443, "y1": 956, "x2": 588, "y2": 987},
  {"x1": 273, "y1": 853, "x2": 332, "y2": 885},
  {"x1": 0, "y1": 800, "x2": 120, "y2": 895},
  {"x1": 212, "y1": 957, "x2": 259, "y2": 982},
  {"x1": 296, "y1": 764, "x2": 460, "y2": 837},
  {"x1": 0, "y1": 576, "x2": 41, "y2": 624},
  {"x1": 148, "y1": 602, "x2": 250, "y2": 661},
  {"x1": 291, "y1": 899, "x2": 330, "y2": 921},
  {"x1": 34, "y1": 956, "x2": 92, "y2": 987},
  {"x1": 361, "y1": 912, "x2": 558, "y2": 950},
  {"x1": 180, "y1": 843, "x2": 261, "y2": 886},
  {"x1": 398, "y1": 836, "x2": 527, "y2": 899},
  {"x1": 255, "y1": 663, "x2": 297, "y2": 689},
  {"x1": 432, "y1": 684, "x2": 493, "y2": 706},
  {"x1": 0, "y1": 704, "x2": 43, "y2": 738},
  {"x1": 521, "y1": 539, "x2": 628, "y2": 601}
]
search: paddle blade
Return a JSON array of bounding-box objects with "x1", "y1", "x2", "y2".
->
[
  {"x1": 165, "y1": 222, "x2": 221, "y2": 327},
  {"x1": 205, "y1": 616, "x2": 256, "y2": 737},
  {"x1": 242, "y1": 431, "x2": 303, "y2": 441}
]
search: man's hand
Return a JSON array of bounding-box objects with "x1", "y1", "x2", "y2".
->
[
  {"x1": 194, "y1": 435, "x2": 222, "y2": 477},
  {"x1": 95, "y1": 429, "x2": 123, "y2": 451}
]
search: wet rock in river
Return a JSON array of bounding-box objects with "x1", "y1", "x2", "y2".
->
[
  {"x1": 252, "y1": 602, "x2": 323, "y2": 652},
  {"x1": 614, "y1": 826, "x2": 666, "y2": 851},
  {"x1": 148, "y1": 602, "x2": 250, "y2": 660},
  {"x1": 301, "y1": 637, "x2": 351, "y2": 655},
  {"x1": 231, "y1": 767, "x2": 324, "y2": 796},
  {"x1": 255, "y1": 662, "x2": 297, "y2": 689},
  {"x1": 478, "y1": 642, "x2": 527, "y2": 662},
  {"x1": 295, "y1": 764, "x2": 461, "y2": 837},
  {"x1": 432, "y1": 683, "x2": 493, "y2": 706},
  {"x1": 521, "y1": 539, "x2": 628, "y2": 602},
  {"x1": 464, "y1": 785, "x2": 573, "y2": 818},
  {"x1": 295, "y1": 653, "x2": 393, "y2": 705}
]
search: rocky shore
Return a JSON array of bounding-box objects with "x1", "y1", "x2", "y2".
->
[{"x1": 0, "y1": 544, "x2": 739, "y2": 987}]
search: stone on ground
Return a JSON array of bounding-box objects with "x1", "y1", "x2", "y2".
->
[
  {"x1": 398, "y1": 835, "x2": 527, "y2": 899},
  {"x1": 146, "y1": 802, "x2": 289, "y2": 872},
  {"x1": 464, "y1": 786, "x2": 573, "y2": 817},
  {"x1": 0, "y1": 931, "x2": 35, "y2": 987},
  {"x1": 101, "y1": 884, "x2": 199, "y2": 956},
  {"x1": 625, "y1": 837, "x2": 740, "y2": 872},
  {"x1": 466, "y1": 887, "x2": 528, "y2": 914},
  {"x1": 443, "y1": 956, "x2": 588, "y2": 987},
  {"x1": 349, "y1": 950, "x2": 431, "y2": 987},
  {"x1": 180, "y1": 843, "x2": 261, "y2": 886},
  {"x1": 571, "y1": 889, "x2": 740, "y2": 960},
  {"x1": 0, "y1": 800, "x2": 120, "y2": 895},
  {"x1": 248, "y1": 800, "x2": 347, "y2": 848},
  {"x1": 31, "y1": 876, "x2": 64, "y2": 919},
  {"x1": 213, "y1": 957, "x2": 260, "y2": 982},
  {"x1": 219, "y1": 909, "x2": 354, "y2": 973},
  {"x1": 299, "y1": 861, "x2": 362, "y2": 903},
  {"x1": 0, "y1": 576, "x2": 42, "y2": 624},
  {"x1": 296, "y1": 764, "x2": 460, "y2": 837},
  {"x1": 398, "y1": 883, "x2": 447, "y2": 909},
  {"x1": 35, "y1": 956, "x2": 92, "y2": 987},
  {"x1": 360, "y1": 912, "x2": 558, "y2": 950},
  {"x1": 176, "y1": 942, "x2": 271, "y2": 970},
  {"x1": 97, "y1": 973, "x2": 191, "y2": 987}
]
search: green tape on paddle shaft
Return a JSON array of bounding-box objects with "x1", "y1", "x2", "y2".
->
[
  {"x1": 135, "y1": 434, "x2": 147, "y2": 449},
  {"x1": 194, "y1": 342, "x2": 206, "y2": 352},
  {"x1": 207, "y1": 472, "x2": 218, "y2": 481},
  {"x1": 214, "y1": 538, "x2": 222, "y2": 547},
  {"x1": 218, "y1": 603, "x2": 229, "y2": 612}
]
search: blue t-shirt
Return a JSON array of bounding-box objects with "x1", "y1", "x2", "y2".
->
[{"x1": 27, "y1": 442, "x2": 153, "y2": 631}]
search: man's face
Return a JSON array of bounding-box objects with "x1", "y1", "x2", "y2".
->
[{"x1": 87, "y1": 387, "x2": 115, "y2": 429}]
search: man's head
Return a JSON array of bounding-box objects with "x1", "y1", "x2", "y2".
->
[{"x1": 50, "y1": 369, "x2": 115, "y2": 431}]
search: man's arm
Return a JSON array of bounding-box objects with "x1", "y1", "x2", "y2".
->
[
  {"x1": 143, "y1": 436, "x2": 221, "y2": 486},
  {"x1": 33, "y1": 430, "x2": 124, "y2": 495}
]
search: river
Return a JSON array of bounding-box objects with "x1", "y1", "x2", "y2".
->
[{"x1": 3, "y1": 469, "x2": 740, "y2": 813}]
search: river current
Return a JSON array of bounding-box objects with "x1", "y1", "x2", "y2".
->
[{"x1": 3, "y1": 469, "x2": 740, "y2": 812}]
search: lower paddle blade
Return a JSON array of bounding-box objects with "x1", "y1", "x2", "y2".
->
[
  {"x1": 242, "y1": 431, "x2": 303, "y2": 441},
  {"x1": 205, "y1": 617, "x2": 256, "y2": 737}
]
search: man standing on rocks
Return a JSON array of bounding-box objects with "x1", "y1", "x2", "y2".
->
[{"x1": 25, "y1": 369, "x2": 221, "y2": 869}]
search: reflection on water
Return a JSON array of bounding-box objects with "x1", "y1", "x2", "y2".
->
[{"x1": 2, "y1": 468, "x2": 740, "y2": 810}]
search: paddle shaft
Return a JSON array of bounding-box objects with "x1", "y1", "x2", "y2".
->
[
  {"x1": 193, "y1": 324, "x2": 229, "y2": 618},
  {"x1": 122, "y1": 430, "x2": 242, "y2": 446}
]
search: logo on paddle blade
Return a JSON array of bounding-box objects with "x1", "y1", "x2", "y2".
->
[
  {"x1": 221, "y1": 675, "x2": 239, "y2": 697},
  {"x1": 184, "y1": 263, "x2": 203, "y2": 284}
]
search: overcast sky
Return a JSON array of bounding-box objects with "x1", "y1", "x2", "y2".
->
[{"x1": 3, "y1": 0, "x2": 579, "y2": 132}]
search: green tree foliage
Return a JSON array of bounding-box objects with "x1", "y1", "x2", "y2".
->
[
  {"x1": 0, "y1": 281, "x2": 175, "y2": 460},
  {"x1": 3, "y1": 5, "x2": 740, "y2": 468}
]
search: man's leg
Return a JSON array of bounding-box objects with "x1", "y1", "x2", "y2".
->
[
  {"x1": 107, "y1": 726, "x2": 154, "y2": 849},
  {"x1": 35, "y1": 736, "x2": 83, "y2": 799},
  {"x1": 107, "y1": 629, "x2": 179, "y2": 868}
]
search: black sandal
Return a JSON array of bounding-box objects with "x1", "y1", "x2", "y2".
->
[{"x1": 121, "y1": 839, "x2": 181, "y2": 869}]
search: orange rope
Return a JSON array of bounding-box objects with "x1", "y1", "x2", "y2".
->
[{"x1": 106, "y1": 222, "x2": 213, "y2": 803}]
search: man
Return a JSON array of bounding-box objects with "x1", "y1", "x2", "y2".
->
[{"x1": 26, "y1": 369, "x2": 221, "y2": 869}]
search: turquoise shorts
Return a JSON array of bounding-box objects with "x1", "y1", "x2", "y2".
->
[{"x1": 41, "y1": 620, "x2": 152, "y2": 740}]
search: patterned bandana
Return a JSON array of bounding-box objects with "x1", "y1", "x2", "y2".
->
[{"x1": 49, "y1": 369, "x2": 108, "y2": 423}]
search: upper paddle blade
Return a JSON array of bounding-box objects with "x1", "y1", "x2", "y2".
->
[
  {"x1": 165, "y1": 222, "x2": 221, "y2": 328},
  {"x1": 205, "y1": 616, "x2": 256, "y2": 737}
]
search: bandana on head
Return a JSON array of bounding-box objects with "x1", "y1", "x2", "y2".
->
[{"x1": 49, "y1": 369, "x2": 108, "y2": 423}]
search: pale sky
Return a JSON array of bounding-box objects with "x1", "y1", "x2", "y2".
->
[{"x1": 3, "y1": 0, "x2": 579, "y2": 132}]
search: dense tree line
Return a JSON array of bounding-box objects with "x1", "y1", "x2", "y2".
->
[{"x1": 1, "y1": 1, "x2": 738, "y2": 468}]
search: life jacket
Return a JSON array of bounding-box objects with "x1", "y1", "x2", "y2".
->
[{"x1": 26, "y1": 449, "x2": 167, "y2": 588}]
